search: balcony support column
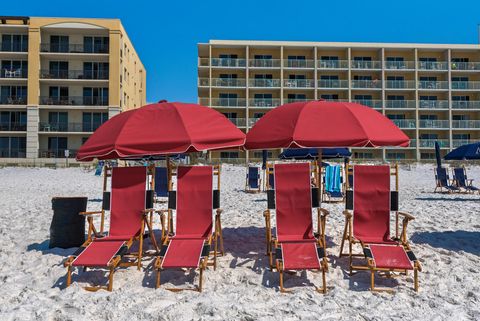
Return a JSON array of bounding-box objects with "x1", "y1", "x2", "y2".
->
[{"x1": 26, "y1": 105, "x2": 39, "y2": 159}]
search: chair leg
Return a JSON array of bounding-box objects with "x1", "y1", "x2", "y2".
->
[
  {"x1": 320, "y1": 268, "x2": 327, "y2": 294},
  {"x1": 414, "y1": 268, "x2": 419, "y2": 292},
  {"x1": 339, "y1": 220, "x2": 348, "y2": 257},
  {"x1": 107, "y1": 266, "x2": 114, "y2": 292},
  {"x1": 198, "y1": 260, "x2": 205, "y2": 292},
  {"x1": 66, "y1": 265, "x2": 72, "y2": 287},
  {"x1": 155, "y1": 257, "x2": 162, "y2": 289},
  {"x1": 214, "y1": 235, "x2": 218, "y2": 271},
  {"x1": 370, "y1": 269, "x2": 375, "y2": 292}
]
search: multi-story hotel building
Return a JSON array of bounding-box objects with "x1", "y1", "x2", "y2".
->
[
  {"x1": 0, "y1": 16, "x2": 146, "y2": 164},
  {"x1": 198, "y1": 40, "x2": 480, "y2": 162}
]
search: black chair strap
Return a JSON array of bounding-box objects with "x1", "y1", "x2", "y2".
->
[
  {"x1": 168, "y1": 190, "x2": 220, "y2": 209},
  {"x1": 267, "y1": 188, "x2": 320, "y2": 209},
  {"x1": 345, "y1": 190, "x2": 398, "y2": 211}
]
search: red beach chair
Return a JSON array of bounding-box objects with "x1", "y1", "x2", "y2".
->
[
  {"x1": 339, "y1": 165, "x2": 421, "y2": 292},
  {"x1": 154, "y1": 166, "x2": 222, "y2": 292},
  {"x1": 64, "y1": 166, "x2": 162, "y2": 291},
  {"x1": 264, "y1": 163, "x2": 329, "y2": 293}
]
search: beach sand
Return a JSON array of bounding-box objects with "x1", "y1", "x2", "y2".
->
[{"x1": 0, "y1": 164, "x2": 479, "y2": 320}]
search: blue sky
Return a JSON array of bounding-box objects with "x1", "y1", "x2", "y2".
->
[{"x1": 3, "y1": 0, "x2": 480, "y2": 103}]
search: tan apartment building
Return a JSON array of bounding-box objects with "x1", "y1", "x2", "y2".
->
[
  {"x1": 0, "y1": 16, "x2": 146, "y2": 164},
  {"x1": 198, "y1": 40, "x2": 480, "y2": 162}
]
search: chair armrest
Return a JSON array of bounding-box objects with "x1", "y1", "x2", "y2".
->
[
  {"x1": 216, "y1": 208, "x2": 223, "y2": 216},
  {"x1": 318, "y1": 207, "x2": 329, "y2": 216},
  {"x1": 342, "y1": 210, "x2": 352, "y2": 218},
  {"x1": 79, "y1": 211, "x2": 103, "y2": 216},
  {"x1": 398, "y1": 211, "x2": 415, "y2": 221}
]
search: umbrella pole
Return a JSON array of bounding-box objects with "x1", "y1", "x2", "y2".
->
[
  {"x1": 317, "y1": 148, "x2": 323, "y2": 203},
  {"x1": 166, "y1": 155, "x2": 174, "y2": 233}
]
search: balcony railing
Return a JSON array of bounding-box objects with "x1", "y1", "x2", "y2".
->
[
  {"x1": 285, "y1": 98, "x2": 311, "y2": 103},
  {"x1": 210, "y1": 78, "x2": 247, "y2": 87},
  {"x1": 283, "y1": 79, "x2": 315, "y2": 88},
  {"x1": 418, "y1": 61, "x2": 448, "y2": 70},
  {"x1": 418, "y1": 81, "x2": 449, "y2": 90},
  {"x1": 352, "y1": 99, "x2": 383, "y2": 108},
  {"x1": 451, "y1": 62, "x2": 480, "y2": 71},
  {"x1": 409, "y1": 139, "x2": 417, "y2": 147},
  {"x1": 284, "y1": 59, "x2": 315, "y2": 68},
  {"x1": 210, "y1": 98, "x2": 246, "y2": 107},
  {"x1": 451, "y1": 120, "x2": 480, "y2": 129},
  {"x1": 317, "y1": 79, "x2": 349, "y2": 88},
  {"x1": 227, "y1": 118, "x2": 246, "y2": 127},
  {"x1": 38, "y1": 149, "x2": 78, "y2": 158},
  {"x1": 0, "y1": 42, "x2": 28, "y2": 52},
  {"x1": 249, "y1": 98, "x2": 281, "y2": 108},
  {"x1": 0, "y1": 96, "x2": 27, "y2": 105},
  {"x1": 0, "y1": 69, "x2": 28, "y2": 78},
  {"x1": 39, "y1": 96, "x2": 108, "y2": 106},
  {"x1": 385, "y1": 80, "x2": 416, "y2": 89},
  {"x1": 385, "y1": 61, "x2": 415, "y2": 69},
  {"x1": 40, "y1": 43, "x2": 109, "y2": 54},
  {"x1": 419, "y1": 100, "x2": 449, "y2": 109},
  {"x1": 0, "y1": 148, "x2": 26, "y2": 158},
  {"x1": 351, "y1": 61, "x2": 382, "y2": 69},
  {"x1": 249, "y1": 79, "x2": 281, "y2": 87},
  {"x1": 419, "y1": 120, "x2": 449, "y2": 129},
  {"x1": 351, "y1": 80, "x2": 382, "y2": 89},
  {"x1": 248, "y1": 118, "x2": 262, "y2": 126},
  {"x1": 0, "y1": 122, "x2": 27, "y2": 131},
  {"x1": 452, "y1": 101, "x2": 480, "y2": 109},
  {"x1": 39, "y1": 69, "x2": 109, "y2": 80},
  {"x1": 451, "y1": 81, "x2": 480, "y2": 90},
  {"x1": 385, "y1": 100, "x2": 416, "y2": 109},
  {"x1": 391, "y1": 119, "x2": 416, "y2": 129},
  {"x1": 419, "y1": 139, "x2": 449, "y2": 148},
  {"x1": 39, "y1": 122, "x2": 104, "y2": 132},
  {"x1": 452, "y1": 139, "x2": 471, "y2": 148},
  {"x1": 249, "y1": 59, "x2": 281, "y2": 68},
  {"x1": 211, "y1": 58, "x2": 246, "y2": 68},
  {"x1": 317, "y1": 60, "x2": 349, "y2": 69}
]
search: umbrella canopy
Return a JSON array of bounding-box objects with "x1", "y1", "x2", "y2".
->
[
  {"x1": 245, "y1": 101, "x2": 410, "y2": 150},
  {"x1": 444, "y1": 142, "x2": 480, "y2": 160},
  {"x1": 76, "y1": 101, "x2": 246, "y2": 161},
  {"x1": 279, "y1": 148, "x2": 351, "y2": 160}
]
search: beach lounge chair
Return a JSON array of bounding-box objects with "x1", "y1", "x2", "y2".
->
[
  {"x1": 323, "y1": 164, "x2": 344, "y2": 202},
  {"x1": 64, "y1": 166, "x2": 163, "y2": 291},
  {"x1": 245, "y1": 165, "x2": 262, "y2": 193},
  {"x1": 339, "y1": 165, "x2": 421, "y2": 292},
  {"x1": 434, "y1": 167, "x2": 459, "y2": 193},
  {"x1": 452, "y1": 167, "x2": 479, "y2": 194},
  {"x1": 154, "y1": 165, "x2": 223, "y2": 292},
  {"x1": 153, "y1": 166, "x2": 172, "y2": 201},
  {"x1": 264, "y1": 163, "x2": 329, "y2": 293}
]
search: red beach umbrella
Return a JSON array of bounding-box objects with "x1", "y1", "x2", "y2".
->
[
  {"x1": 245, "y1": 101, "x2": 409, "y2": 150},
  {"x1": 76, "y1": 101, "x2": 246, "y2": 161}
]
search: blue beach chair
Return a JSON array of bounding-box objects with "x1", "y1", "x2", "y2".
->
[
  {"x1": 453, "y1": 167, "x2": 479, "y2": 194},
  {"x1": 245, "y1": 166, "x2": 262, "y2": 193},
  {"x1": 154, "y1": 167, "x2": 170, "y2": 201},
  {"x1": 434, "y1": 167, "x2": 459, "y2": 193}
]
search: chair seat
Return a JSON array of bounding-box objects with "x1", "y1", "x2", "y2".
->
[
  {"x1": 72, "y1": 241, "x2": 125, "y2": 267},
  {"x1": 327, "y1": 191, "x2": 343, "y2": 198},
  {"x1": 95, "y1": 233, "x2": 138, "y2": 242},
  {"x1": 369, "y1": 244, "x2": 413, "y2": 270},
  {"x1": 161, "y1": 239, "x2": 205, "y2": 268},
  {"x1": 281, "y1": 241, "x2": 320, "y2": 270},
  {"x1": 357, "y1": 236, "x2": 398, "y2": 245}
]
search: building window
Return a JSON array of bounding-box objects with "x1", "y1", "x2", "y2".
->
[
  {"x1": 0, "y1": 136, "x2": 26, "y2": 157},
  {"x1": 82, "y1": 112, "x2": 108, "y2": 131},
  {"x1": 0, "y1": 111, "x2": 27, "y2": 130},
  {"x1": 83, "y1": 36, "x2": 109, "y2": 53},
  {"x1": 0, "y1": 85, "x2": 27, "y2": 104},
  {"x1": 220, "y1": 151, "x2": 239, "y2": 159},
  {"x1": 50, "y1": 36, "x2": 69, "y2": 53},
  {"x1": 1, "y1": 34, "x2": 28, "y2": 52},
  {"x1": 1, "y1": 60, "x2": 28, "y2": 78}
]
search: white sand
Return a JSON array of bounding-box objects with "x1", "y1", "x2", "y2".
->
[{"x1": 0, "y1": 164, "x2": 479, "y2": 320}]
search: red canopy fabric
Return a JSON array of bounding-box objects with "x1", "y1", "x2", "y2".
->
[
  {"x1": 76, "y1": 102, "x2": 246, "y2": 161},
  {"x1": 244, "y1": 101, "x2": 410, "y2": 150}
]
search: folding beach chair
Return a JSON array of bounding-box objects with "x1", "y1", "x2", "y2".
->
[
  {"x1": 154, "y1": 165, "x2": 223, "y2": 292},
  {"x1": 264, "y1": 163, "x2": 329, "y2": 293},
  {"x1": 452, "y1": 167, "x2": 479, "y2": 194},
  {"x1": 153, "y1": 166, "x2": 172, "y2": 202},
  {"x1": 434, "y1": 167, "x2": 459, "y2": 193},
  {"x1": 64, "y1": 167, "x2": 164, "y2": 291},
  {"x1": 339, "y1": 165, "x2": 421, "y2": 292},
  {"x1": 322, "y1": 164, "x2": 344, "y2": 202},
  {"x1": 245, "y1": 165, "x2": 262, "y2": 193}
]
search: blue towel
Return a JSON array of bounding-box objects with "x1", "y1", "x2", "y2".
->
[
  {"x1": 94, "y1": 161, "x2": 104, "y2": 176},
  {"x1": 325, "y1": 165, "x2": 341, "y2": 193}
]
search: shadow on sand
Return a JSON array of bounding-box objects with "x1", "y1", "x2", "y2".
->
[
  {"x1": 411, "y1": 230, "x2": 480, "y2": 256},
  {"x1": 415, "y1": 197, "x2": 479, "y2": 202}
]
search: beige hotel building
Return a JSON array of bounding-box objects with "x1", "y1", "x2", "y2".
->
[
  {"x1": 198, "y1": 40, "x2": 480, "y2": 162},
  {"x1": 0, "y1": 16, "x2": 146, "y2": 165}
]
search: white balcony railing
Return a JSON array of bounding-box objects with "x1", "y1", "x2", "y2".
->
[
  {"x1": 451, "y1": 62, "x2": 480, "y2": 71},
  {"x1": 352, "y1": 99, "x2": 383, "y2": 108},
  {"x1": 385, "y1": 61, "x2": 415, "y2": 69},
  {"x1": 351, "y1": 80, "x2": 382, "y2": 89},
  {"x1": 283, "y1": 79, "x2": 315, "y2": 88},
  {"x1": 227, "y1": 118, "x2": 246, "y2": 127},
  {"x1": 418, "y1": 81, "x2": 449, "y2": 90},
  {"x1": 317, "y1": 60, "x2": 349, "y2": 69},
  {"x1": 419, "y1": 139, "x2": 449, "y2": 148},
  {"x1": 452, "y1": 101, "x2": 480, "y2": 109},
  {"x1": 249, "y1": 98, "x2": 281, "y2": 108},
  {"x1": 284, "y1": 59, "x2": 315, "y2": 68},
  {"x1": 419, "y1": 100, "x2": 449, "y2": 109},
  {"x1": 351, "y1": 61, "x2": 382, "y2": 69},
  {"x1": 210, "y1": 78, "x2": 246, "y2": 87},
  {"x1": 317, "y1": 79, "x2": 349, "y2": 88},
  {"x1": 418, "y1": 61, "x2": 448, "y2": 70},
  {"x1": 385, "y1": 100, "x2": 416, "y2": 109},
  {"x1": 451, "y1": 81, "x2": 480, "y2": 90},
  {"x1": 249, "y1": 79, "x2": 281, "y2": 88},
  {"x1": 452, "y1": 139, "x2": 471, "y2": 147},
  {"x1": 211, "y1": 58, "x2": 246, "y2": 68},
  {"x1": 451, "y1": 120, "x2": 480, "y2": 129},
  {"x1": 419, "y1": 120, "x2": 449, "y2": 129},
  {"x1": 249, "y1": 59, "x2": 281, "y2": 68},
  {"x1": 391, "y1": 119, "x2": 416, "y2": 129},
  {"x1": 385, "y1": 80, "x2": 416, "y2": 89}
]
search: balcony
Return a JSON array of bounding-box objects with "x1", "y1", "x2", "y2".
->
[
  {"x1": 418, "y1": 61, "x2": 448, "y2": 70},
  {"x1": 0, "y1": 148, "x2": 26, "y2": 158},
  {"x1": 198, "y1": 58, "x2": 209, "y2": 67},
  {"x1": 317, "y1": 79, "x2": 348, "y2": 88},
  {"x1": 249, "y1": 79, "x2": 281, "y2": 88},
  {"x1": 39, "y1": 96, "x2": 108, "y2": 106},
  {"x1": 419, "y1": 120, "x2": 449, "y2": 129},
  {"x1": 0, "y1": 96, "x2": 27, "y2": 105},
  {"x1": 391, "y1": 119, "x2": 416, "y2": 129},
  {"x1": 284, "y1": 59, "x2": 315, "y2": 68},
  {"x1": 419, "y1": 100, "x2": 449, "y2": 109},
  {"x1": 0, "y1": 42, "x2": 28, "y2": 53},
  {"x1": 39, "y1": 69, "x2": 109, "y2": 80},
  {"x1": 285, "y1": 98, "x2": 311, "y2": 103},
  {"x1": 452, "y1": 139, "x2": 471, "y2": 148},
  {"x1": 0, "y1": 122, "x2": 27, "y2": 131},
  {"x1": 283, "y1": 79, "x2": 315, "y2": 88},
  {"x1": 0, "y1": 69, "x2": 27, "y2": 78},
  {"x1": 451, "y1": 120, "x2": 480, "y2": 129},
  {"x1": 248, "y1": 118, "x2": 262, "y2": 126},
  {"x1": 227, "y1": 118, "x2": 246, "y2": 127},
  {"x1": 211, "y1": 58, "x2": 246, "y2": 68},
  {"x1": 451, "y1": 62, "x2": 480, "y2": 71},
  {"x1": 409, "y1": 139, "x2": 417, "y2": 147},
  {"x1": 385, "y1": 80, "x2": 416, "y2": 89},
  {"x1": 351, "y1": 61, "x2": 382, "y2": 69},
  {"x1": 418, "y1": 81, "x2": 449, "y2": 90},
  {"x1": 352, "y1": 99, "x2": 383, "y2": 108},
  {"x1": 38, "y1": 149, "x2": 78, "y2": 158},
  {"x1": 419, "y1": 139, "x2": 449, "y2": 148},
  {"x1": 452, "y1": 101, "x2": 480, "y2": 109},
  {"x1": 385, "y1": 61, "x2": 415, "y2": 70},
  {"x1": 351, "y1": 80, "x2": 382, "y2": 89},
  {"x1": 39, "y1": 122, "x2": 104, "y2": 132},
  {"x1": 249, "y1": 59, "x2": 281, "y2": 68},
  {"x1": 249, "y1": 98, "x2": 281, "y2": 108},
  {"x1": 317, "y1": 60, "x2": 349, "y2": 69},
  {"x1": 40, "y1": 43, "x2": 109, "y2": 54},
  {"x1": 209, "y1": 78, "x2": 246, "y2": 87},
  {"x1": 385, "y1": 100, "x2": 416, "y2": 109},
  {"x1": 210, "y1": 98, "x2": 246, "y2": 107},
  {"x1": 451, "y1": 81, "x2": 480, "y2": 90}
]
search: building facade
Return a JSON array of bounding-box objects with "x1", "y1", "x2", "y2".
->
[
  {"x1": 0, "y1": 16, "x2": 146, "y2": 164},
  {"x1": 198, "y1": 40, "x2": 480, "y2": 162}
]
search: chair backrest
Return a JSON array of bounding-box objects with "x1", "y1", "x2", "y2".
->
[
  {"x1": 274, "y1": 163, "x2": 313, "y2": 241},
  {"x1": 352, "y1": 165, "x2": 391, "y2": 242},
  {"x1": 175, "y1": 166, "x2": 214, "y2": 238},
  {"x1": 248, "y1": 166, "x2": 260, "y2": 188},
  {"x1": 325, "y1": 165, "x2": 342, "y2": 193},
  {"x1": 436, "y1": 167, "x2": 449, "y2": 187},
  {"x1": 453, "y1": 168, "x2": 466, "y2": 187},
  {"x1": 154, "y1": 167, "x2": 169, "y2": 197},
  {"x1": 109, "y1": 166, "x2": 147, "y2": 237}
]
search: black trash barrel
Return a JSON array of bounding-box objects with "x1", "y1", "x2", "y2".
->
[{"x1": 49, "y1": 197, "x2": 88, "y2": 249}]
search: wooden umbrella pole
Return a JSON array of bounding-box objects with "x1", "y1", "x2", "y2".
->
[{"x1": 318, "y1": 148, "x2": 323, "y2": 203}]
